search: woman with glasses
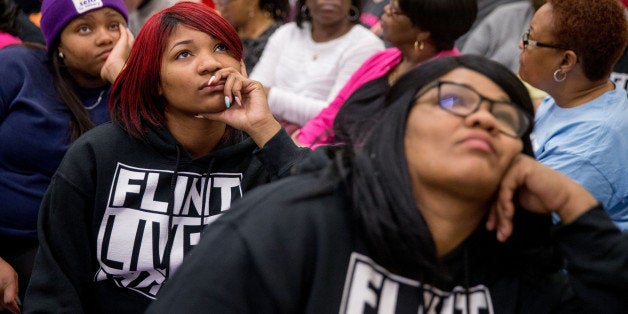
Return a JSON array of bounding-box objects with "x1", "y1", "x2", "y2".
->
[
  {"x1": 519, "y1": 0, "x2": 628, "y2": 230},
  {"x1": 148, "y1": 55, "x2": 627, "y2": 313},
  {"x1": 293, "y1": 0, "x2": 477, "y2": 148}
]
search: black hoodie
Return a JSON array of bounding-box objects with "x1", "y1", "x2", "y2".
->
[
  {"x1": 147, "y1": 148, "x2": 628, "y2": 313},
  {"x1": 24, "y1": 123, "x2": 309, "y2": 313}
]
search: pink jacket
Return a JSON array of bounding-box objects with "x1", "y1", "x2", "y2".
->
[{"x1": 296, "y1": 47, "x2": 460, "y2": 148}]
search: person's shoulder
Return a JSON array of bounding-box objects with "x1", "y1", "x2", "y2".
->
[
  {"x1": 372, "y1": 47, "x2": 401, "y2": 60},
  {"x1": 493, "y1": 1, "x2": 531, "y2": 14},
  {"x1": 61, "y1": 123, "x2": 135, "y2": 172},
  {"x1": 355, "y1": 48, "x2": 401, "y2": 71},
  {"x1": 0, "y1": 44, "x2": 46, "y2": 66},
  {"x1": 348, "y1": 24, "x2": 381, "y2": 41},
  {"x1": 343, "y1": 25, "x2": 384, "y2": 50},
  {"x1": 221, "y1": 166, "x2": 347, "y2": 229},
  {"x1": 82, "y1": 121, "x2": 122, "y2": 137},
  {"x1": 534, "y1": 96, "x2": 555, "y2": 117},
  {"x1": 264, "y1": 22, "x2": 303, "y2": 45},
  {"x1": 0, "y1": 44, "x2": 49, "y2": 94},
  {"x1": 573, "y1": 88, "x2": 628, "y2": 121},
  {"x1": 273, "y1": 22, "x2": 300, "y2": 36},
  {"x1": 607, "y1": 85, "x2": 628, "y2": 107},
  {"x1": 206, "y1": 173, "x2": 347, "y2": 254},
  {"x1": 249, "y1": 170, "x2": 343, "y2": 210},
  {"x1": 72, "y1": 122, "x2": 128, "y2": 149},
  {"x1": 266, "y1": 21, "x2": 283, "y2": 34}
]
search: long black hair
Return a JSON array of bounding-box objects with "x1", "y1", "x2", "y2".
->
[
  {"x1": 335, "y1": 55, "x2": 559, "y2": 280},
  {"x1": 49, "y1": 51, "x2": 97, "y2": 141},
  {"x1": 0, "y1": 0, "x2": 20, "y2": 37}
]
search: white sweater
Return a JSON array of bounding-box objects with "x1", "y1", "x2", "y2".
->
[{"x1": 250, "y1": 22, "x2": 384, "y2": 126}]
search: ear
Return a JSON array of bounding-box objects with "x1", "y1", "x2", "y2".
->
[
  {"x1": 158, "y1": 83, "x2": 163, "y2": 96},
  {"x1": 559, "y1": 50, "x2": 578, "y2": 73}
]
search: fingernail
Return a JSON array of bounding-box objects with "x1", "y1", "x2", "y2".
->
[
  {"x1": 208, "y1": 76, "x2": 215, "y2": 86},
  {"x1": 224, "y1": 96, "x2": 231, "y2": 108},
  {"x1": 497, "y1": 230, "x2": 505, "y2": 242},
  {"x1": 234, "y1": 96, "x2": 241, "y2": 106}
]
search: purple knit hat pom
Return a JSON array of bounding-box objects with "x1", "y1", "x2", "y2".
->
[{"x1": 40, "y1": 0, "x2": 129, "y2": 54}]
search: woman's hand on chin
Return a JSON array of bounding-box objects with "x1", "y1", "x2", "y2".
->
[
  {"x1": 486, "y1": 154, "x2": 598, "y2": 242},
  {"x1": 101, "y1": 23, "x2": 135, "y2": 84},
  {"x1": 196, "y1": 60, "x2": 281, "y2": 148}
]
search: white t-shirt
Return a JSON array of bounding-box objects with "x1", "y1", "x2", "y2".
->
[{"x1": 251, "y1": 22, "x2": 384, "y2": 126}]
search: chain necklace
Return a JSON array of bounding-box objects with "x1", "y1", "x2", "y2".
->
[{"x1": 84, "y1": 90, "x2": 105, "y2": 110}]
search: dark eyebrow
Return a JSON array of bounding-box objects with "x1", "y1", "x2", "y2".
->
[
  {"x1": 103, "y1": 9, "x2": 120, "y2": 17},
  {"x1": 169, "y1": 39, "x2": 193, "y2": 52}
]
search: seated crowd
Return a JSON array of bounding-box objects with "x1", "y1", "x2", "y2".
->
[{"x1": 0, "y1": 0, "x2": 626, "y2": 312}]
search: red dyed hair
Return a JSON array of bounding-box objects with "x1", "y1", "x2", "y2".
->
[
  {"x1": 200, "y1": 0, "x2": 215, "y2": 9},
  {"x1": 548, "y1": 0, "x2": 627, "y2": 81},
  {"x1": 109, "y1": 1, "x2": 243, "y2": 139}
]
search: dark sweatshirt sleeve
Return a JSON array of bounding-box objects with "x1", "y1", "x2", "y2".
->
[
  {"x1": 148, "y1": 175, "x2": 342, "y2": 313},
  {"x1": 552, "y1": 205, "x2": 628, "y2": 311},
  {"x1": 146, "y1": 221, "x2": 278, "y2": 313},
  {"x1": 253, "y1": 128, "x2": 310, "y2": 179},
  {"x1": 24, "y1": 174, "x2": 94, "y2": 313}
]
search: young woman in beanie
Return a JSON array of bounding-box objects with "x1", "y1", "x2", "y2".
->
[{"x1": 0, "y1": 0, "x2": 133, "y2": 311}]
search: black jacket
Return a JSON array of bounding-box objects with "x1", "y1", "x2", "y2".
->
[
  {"x1": 24, "y1": 123, "x2": 308, "y2": 313},
  {"x1": 148, "y1": 148, "x2": 628, "y2": 313}
]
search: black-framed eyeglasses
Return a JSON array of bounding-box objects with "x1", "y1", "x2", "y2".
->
[
  {"x1": 521, "y1": 29, "x2": 564, "y2": 50},
  {"x1": 414, "y1": 81, "x2": 532, "y2": 138}
]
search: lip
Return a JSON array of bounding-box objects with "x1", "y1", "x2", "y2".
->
[
  {"x1": 198, "y1": 82, "x2": 225, "y2": 93},
  {"x1": 458, "y1": 133, "x2": 496, "y2": 154},
  {"x1": 318, "y1": 3, "x2": 340, "y2": 12},
  {"x1": 96, "y1": 49, "x2": 112, "y2": 60}
]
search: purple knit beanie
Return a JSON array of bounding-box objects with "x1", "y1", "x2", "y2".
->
[{"x1": 40, "y1": 0, "x2": 129, "y2": 54}]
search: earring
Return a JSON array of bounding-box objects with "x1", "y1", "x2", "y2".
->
[
  {"x1": 347, "y1": 5, "x2": 359, "y2": 22},
  {"x1": 300, "y1": 5, "x2": 310, "y2": 18},
  {"x1": 58, "y1": 51, "x2": 64, "y2": 59},
  {"x1": 553, "y1": 69, "x2": 566, "y2": 82},
  {"x1": 414, "y1": 40, "x2": 424, "y2": 52}
]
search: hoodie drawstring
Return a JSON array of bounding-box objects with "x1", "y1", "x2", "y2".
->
[
  {"x1": 464, "y1": 245, "x2": 470, "y2": 314},
  {"x1": 199, "y1": 159, "x2": 215, "y2": 229},
  {"x1": 161, "y1": 145, "x2": 181, "y2": 277}
]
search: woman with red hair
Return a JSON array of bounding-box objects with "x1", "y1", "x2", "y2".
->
[{"x1": 24, "y1": 2, "x2": 307, "y2": 312}]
